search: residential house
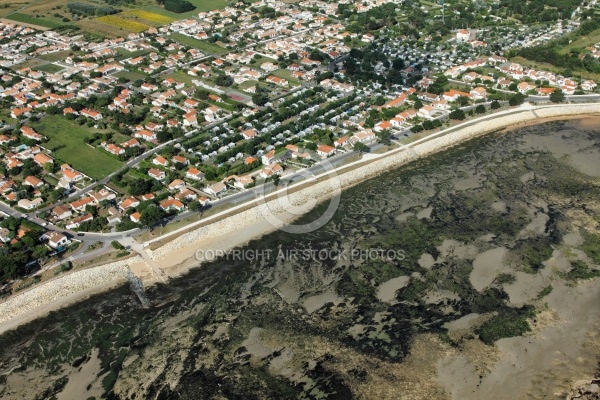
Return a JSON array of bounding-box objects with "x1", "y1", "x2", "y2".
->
[
  {"x1": 52, "y1": 205, "x2": 72, "y2": 220},
  {"x1": 160, "y1": 197, "x2": 185, "y2": 212},
  {"x1": 46, "y1": 231, "x2": 69, "y2": 249},
  {"x1": 186, "y1": 167, "x2": 204, "y2": 181},
  {"x1": 148, "y1": 168, "x2": 166, "y2": 180},
  {"x1": 261, "y1": 150, "x2": 276, "y2": 165},
  {"x1": 242, "y1": 129, "x2": 256, "y2": 140},
  {"x1": 21, "y1": 126, "x2": 43, "y2": 141},
  {"x1": 316, "y1": 144, "x2": 336, "y2": 158},
  {"x1": 205, "y1": 182, "x2": 227, "y2": 196},
  {"x1": 130, "y1": 212, "x2": 141, "y2": 223},
  {"x1": 66, "y1": 213, "x2": 93, "y2": 229},
  {"x1": 24, "y1": 175, "x2": 43, "y2": 188},
  {"x1": 18, "y1": 197, "x2": 43, "y2": 210},
  {"x1": 260, "y1": 163, "x2": 283, "y2": 178},
  {"x1": 119, "y1": 197, "x2": 140, "y2": 210},
  {"x1": 152, "y1": 155, "x2": 168, "y2": 167}
]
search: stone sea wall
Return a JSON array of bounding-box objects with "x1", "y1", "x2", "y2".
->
[{"x1": 0, "y1": 257, "x2": 139, "y2": 327}]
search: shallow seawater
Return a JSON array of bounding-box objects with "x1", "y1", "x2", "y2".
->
[{"x1": 1, "y1": 119, "x2": 600, "y2": 399}]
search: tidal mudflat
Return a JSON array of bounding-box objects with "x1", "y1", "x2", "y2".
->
[{"x1": 0, "y1": 118, "x2": 599, "y2": 399}]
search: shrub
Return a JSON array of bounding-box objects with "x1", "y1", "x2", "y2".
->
[{"x1": 477, "y1": 308, "x2": 533, "y2": 345}]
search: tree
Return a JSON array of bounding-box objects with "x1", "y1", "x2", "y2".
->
[
  {"x1": 411, "y1": 124, "x2": 423, "y2": 133},
  {"x1": 475, "y1": 104, "x2": 486, "y2": 114},
  {"x1": 449, "y1": 109, "x2": 466, "y2": 120},
  {"x1": 140, "y1": 205, "x2": 165, "y2": 228},
  {"x1": 491, "y1": 100, "x2": 501, "y2": 110},
  {"x1": 188, "y1": 200, "x2": 201, "y2": 212},
  {"x1": 252, "y1": 91, "x2": 269, "y2": 106},
  {"x1": 215, "y1": 74, "x2": 233, "y2": 87},
  {"x1": 549, "y1": 89, "x2": 565, "y2": 103},
  {"x1": 353, "y1": 142, "x2": 369, "y2": 153},
  {"x1": 373, "y1": 96, "x2": 386, "y2": 106},
  {"x1": 508, "y1": 93, "x2": 525, "y2": 106},
  {"x1": 376, "y1": 129, "x2": 392, "y2": 144},
  {"x1": 457, "y1": 96, "x2": 470, "y2": 107},
  {"x1": 128, "y1": 178, "x2": 153, "y2": 196},
  {"x1": 43, "y1": 162, "x2": 56, "y2": 173}
]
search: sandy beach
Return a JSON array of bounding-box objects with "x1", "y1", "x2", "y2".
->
[{"x1": 1, "y1": 102, "x2": 599, "y2": 332}]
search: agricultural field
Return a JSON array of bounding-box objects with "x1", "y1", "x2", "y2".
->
[
  {"x1": 2, "y1": 0, "x2": 229, "y2": 36},
  {"x1": 30, "y1": 115, "x2": 123, "y2": 180},
  {"x1": 4, "y1": 12, "x2": 62, "y2": 29},
  {"x1": 0, "y1": 1, "x2": 31, "y2": 18},
  {"x1": 96, "y1": 15, "x2": 150, "y2": 33},
  {"x1": 121, "y1": 9, "x2": 173, "y2": 26}
]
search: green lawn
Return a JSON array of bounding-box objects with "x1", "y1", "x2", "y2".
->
[
  {"x1": 5, "y1": 12, "x2": 63, "y2": 29},
  {"x1": 34, "y1": 63, "x2": 64, "y2": 73},
  {"x1": 270, "y1": 69, "x2": 301, "y2": 86},
  {"x1": 238, "y1": 80, "x2": 261, "y2": 90},
  {"x1": 31, "y1": 116, "x2": 123, "y2": 180},
  {"x1": 170, "y1": 33, "x2": 227, "y2": 55},
  {"x1": 37, "y1": 50, "x2": 72, "y2": 62},
  {"x1": 164, "y1": 70, "x2": 198, "y2": 87},
  {"x1": 115, "y1": 48, "x2": 151, "y2": 62},
  {"x1": 114, "y1": 70, "x2": 148, "y2": 82}
]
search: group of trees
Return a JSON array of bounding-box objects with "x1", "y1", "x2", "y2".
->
[
  {"x1": 251, "y1": 85, "x2": 270, "y2": 106},
  {"x1": 157, "y1": 0, "x2": 195, "y2": 13},
  {"x1": 66, "y1": 2, "x2": 119, "y2": 16},
  {"x1": 215, "y1": 74, "x2": 233, "y2": 87},
  {"x1": 343, "y1": 46, "x2": 406, "y2": 86},
  {"x1": 498, "y1": 0, "x2": 580, "y2": 23},
  {"x1": 515, "y1": 20, "x2": 600, "y2": 74},
  {"x1": 0, "y1": 217, "x2": 47, "y2": 282}
]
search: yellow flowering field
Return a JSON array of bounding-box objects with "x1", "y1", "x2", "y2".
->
[
  {"x1": 96, "y1": 15, "x2": 150, "y2": 33},
  {"x1": 122, "y1": 10, "x2": 174, "y2": 25}
]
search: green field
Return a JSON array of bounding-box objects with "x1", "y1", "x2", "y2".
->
[
  {"x1": 5, "y1": 12, "x2": 63, "y2": 29},
  {"x1": 34, "y1": 63, "x2": 64, "y2": 73},
  {"x1": 557, "y1": 27, "x2": 600, "y2": 54},
  {"x1": 114, "y1": 70, "x2": 148, "y2": 82},
  {"x1": 170, "y1": 33, "x2": 227, "y2": 55},
  {"x1": 270, "y1": 69, "x2": 301, "y2": 86},
  {"x1": 115, "y1": 48, "x2": 151, "y2": 61},
  {"x1": 37, "y1": 50, "x2": 72, "y2": 62},
  {"x1": 31, "y1": 116, "x2": 123, "y2": 180},
  {"x1": 163, "y1": 70, "x2": 197, "y2": 87}
]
